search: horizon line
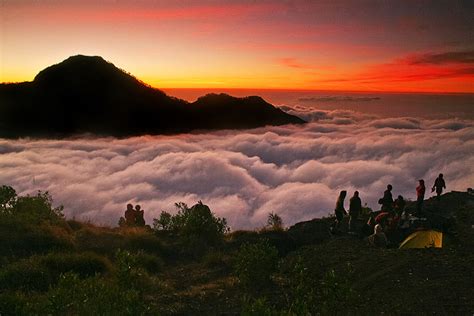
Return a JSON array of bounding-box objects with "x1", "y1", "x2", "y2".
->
[{"x1": 2, "y1": 80, "x2": 473, "y2": 95}]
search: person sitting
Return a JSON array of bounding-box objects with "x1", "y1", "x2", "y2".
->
[
  {"x1": 367, "y1": 224, "x2": 388, "y2": 248},
  {"x1": 124, "y1": 203, "x2": 136, "y2": 226},
  {"x1": 393, "y1": 195, "x2": 405, "y2": 216},
  {"x1": 135, "y1": 204, "x2": 145, "y2": 227}
]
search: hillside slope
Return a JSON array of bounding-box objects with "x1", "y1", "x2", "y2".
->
[{"x1": 0, "y1": 189, "x2": 472, "y2": 315}]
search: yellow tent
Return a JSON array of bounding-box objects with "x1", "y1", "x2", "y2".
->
[{"x1": 399, "y1": 230, "x2": 443, "y2": 249}]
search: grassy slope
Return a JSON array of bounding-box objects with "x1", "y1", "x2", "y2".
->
[{"x1": 0, "y1": 192, "x2": 473, "y2": 315}]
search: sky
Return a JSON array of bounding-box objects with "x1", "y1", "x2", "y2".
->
[
  {"x1": 1, "y1": 108, "x2": 473, "y2": 228},
  {"x1": 1, "y1": 0, "x2": 473, "y2": 92}
]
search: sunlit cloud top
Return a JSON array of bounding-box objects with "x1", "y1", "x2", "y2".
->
[{"x1": 1, "y1": 0, "x2": 473, "y2": 92}]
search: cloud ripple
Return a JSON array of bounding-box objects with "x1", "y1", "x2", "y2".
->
[{"x1": 0, "y1": 109, "x2": 473, "y2": 229}]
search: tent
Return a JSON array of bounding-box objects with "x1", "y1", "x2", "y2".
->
[{"x1": 399, "y1": 230, "x2": 443, "y2": 249}]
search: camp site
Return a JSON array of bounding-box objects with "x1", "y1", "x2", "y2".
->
[{"x1": 0, "y1": 186, "x2": 473, "y2": 314}]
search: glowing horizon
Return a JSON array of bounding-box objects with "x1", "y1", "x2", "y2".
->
[{"x1": 1, "y1": 1, "x2": 473, "y2": 93}]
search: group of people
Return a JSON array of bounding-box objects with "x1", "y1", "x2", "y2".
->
[
  {"x1": 331, "y1": 173, "x2": 447, "y2": 248},
  {"x1": 122, "y1": 203, "x2": 146, "y2": 227}
]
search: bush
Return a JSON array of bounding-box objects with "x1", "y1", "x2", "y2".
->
[
  {"x1": 0, "y1": 186, "x2": 64, "y2": 224},
  {"x1": 125, "y1": 231, "x2": 164, "y2": 255},
  {"x1": 201, "y1": 250, "x2": 229, "y2": 268},
  {"x1": 267, "y1": 212, "x2": 283, "y2": 231},
  {"x1": 0, "y1": 259, "x2": 54, "y2": 292},
  {"x1": 241, "y1": 296, "x2": 279, "y2": 316},
  {"x1": 284, "y1": 256, "x2": 319, "y2": 315},
  {"x1": 319, "y1": 264, "x2": 358, "y2": 314},
  {"x1": 153, "y1": 201, "x2": 229, "y2": 245},
  {"x1": 43, "y1": 273, "x2": 148, "y2": 315},
  {"x1": 234, "y1": 239, "x2": 279, "y2": 291},
  {"x1": 113, "y1": 249, "x2": 165, "y2": 297},
  {"x1": 0, "y1": 185, "x2": 16, "y2": 210},
  {"x1": 0, "y1": 220, "x2": 74, "y2": 258},
  {"x1": 0, "y1": 292, "x2": 33, "y2": 316},
  {"x1": 40, "y1": 252, "x2": 111, "y2": 277},
  {"x1": 153, "y1": 211, "x2": 172, "y2": 231},
  {"x1": 131, "y1": 251, "x2": 164, "y2": 274},
  {"x1": 0, "y1": 253, "x2": 111, "y2": 292},
  {"x1": 75, "y1": 228, "x2": 125, "y2": 255}
]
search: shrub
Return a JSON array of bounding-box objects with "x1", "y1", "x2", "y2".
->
[
  {"x1": 40, "y1": 252, "x2": 111, "y2": 277},
  {"x1": 241, "y1": 296, "x2": 279, "y2": 316},
  {"x1": 0, "y1": 292, "x2": 31, "y2": 316},
  {"x1": 0, "y1": 186, "x2": 64, "y2": 224},
  {"x1": 0, "y1": 253, "x2": 110, "y2": 292},
  {"x1": 75, "y1": 227, "x2": 125, "y2": 255},
  {"x1": 0, "y1": 220, "x2": 74, "y2": 258},
  {"x1": 267, "y1": 212, "x2": 283, "y2": 231},
  {"x1": 125, "y1": 231, "x2": 164, "y2": 255},
  {"x1": 234, "y1": 239, "x2": 279, "y2": 291},
  {"x1": 66, "y1": 219, "x2": 86, "y2": 231},
  {"x1": 319, "y1": 264, "x2": 358, "y2": 314},
  {"x1": 114, "y1": 249, "x2": 150, "y2": 289},
  {"x1": 43, "y1": 273, "x2": 148, "y2": 315},
  {"x1": 0, "y1": 185, "x2": 16, "y2": 210},
  {"x1": 114, "y1": 249, "x2": 165, "y2": 296},
  {"x1": 284, "y1": 256, "x2": 319, "y2": 315},
  {"x1": 131, "y1": 251, "x2": 164, "y2": 274},
  {"x1": 153, "y1": 201, "x2": 229, "y2": 245},
  {"x1": 0, "y1": 259, "x2": 54, "y2": 292},
  {"x1": 201, "y1": 250, "x2": 229, "y2": 268},
  {"x1": 153, "y1": 211, "x2": 172, "y2": 231}
]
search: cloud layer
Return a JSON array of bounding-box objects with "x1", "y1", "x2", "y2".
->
[{"x1": 1, "y1": 108, "x2": 473, "y2": 229}]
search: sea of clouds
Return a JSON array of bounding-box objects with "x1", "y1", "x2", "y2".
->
[{"x1": 1, "y1": 107, "x2": 473, "y2": 229}]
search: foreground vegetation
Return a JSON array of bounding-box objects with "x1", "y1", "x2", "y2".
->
[{"x1": 0, "y1": 185, "x2": 473, "y2": 315}]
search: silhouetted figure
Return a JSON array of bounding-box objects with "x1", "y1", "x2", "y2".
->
[
  {"x1": 393, "y1": 195, "x2": 406, "y2": 216},
  {"x1": 331, "y1": 190, "x2": 347, "y2": 234},
  {"x1": 380, "y1": 184, "x2": 393, "y2": 212},
  {"x1": 416, "y1": 179, "x2": 426, "y2": 216},
  {"x1": 432, "y1": 173, "x2": 446, "y2": 197},
  {"x1": 349, "y1": 191, "x2": 362, "y2": 232},
  {"x1": 367, "y1": 224, "x2": 387, "y2": 248},
  {"x1": 135, "y1": 204, "x2": 145, "y2": 227},
  {"x1": 125, "y1": 203, "x2": 135, "y2": 226}
]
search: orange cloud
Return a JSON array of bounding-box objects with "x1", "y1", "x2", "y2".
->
[
  {"x1": 314, "y1": 50, "x2": 474, "y2": 92},
  {"x1": 278, "y1": 58, "x2": 314, "y2": 69}
]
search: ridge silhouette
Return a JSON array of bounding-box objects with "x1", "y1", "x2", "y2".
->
[{"x1": 0, "y1": 55, "x2": 305, "y2": 138}]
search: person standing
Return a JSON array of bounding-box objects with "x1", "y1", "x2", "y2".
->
[
  {"x1": 332, "y1": 190, "x2": 347, "y2": 233},
  {"x1": 135, "y1": 204, "x2": 145, "y2": 226},
  {"x1": 125, "y1": 204, "x2": 136, "y2": 226},
  {"x1": 381, "y1": 184, "x2": 394, "y2": 212},
  {"x1": 416, "y1": 180, "x2": 426, "y2": 216},
  {"x1": 432, "y1": 173, "x2": 446, "y2": 197},
  {"x1": 349, "y1": 191, "x2": 362, "y2": 232}
]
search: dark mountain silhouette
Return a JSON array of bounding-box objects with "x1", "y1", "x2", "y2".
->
[{"x1": 0, "y1": 55, "x2": 305, "y2": 138}]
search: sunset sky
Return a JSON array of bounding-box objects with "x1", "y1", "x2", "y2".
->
[{"x1": 1, "y1": 0, "x2": 473, "y2": 92}]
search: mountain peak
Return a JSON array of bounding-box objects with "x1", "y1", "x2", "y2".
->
[
  {"x1": 1, "y1": 55, "x2": 305, "y2": 138},
  {"x1": 33, "y1": 55, "x2": 127, "y2": 84}
]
